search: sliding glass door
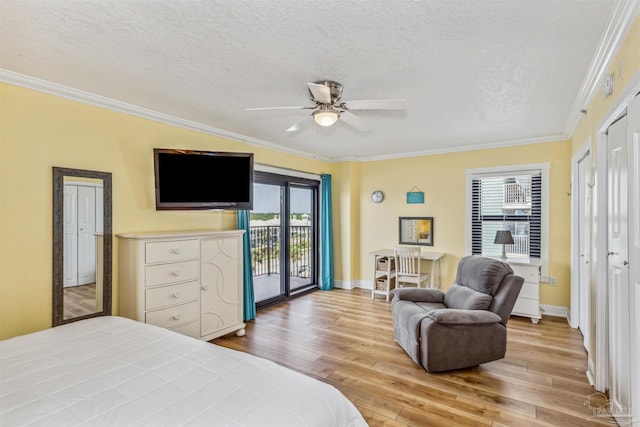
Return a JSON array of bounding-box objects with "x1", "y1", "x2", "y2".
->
[
  {"x1": 250, "y1": 172, "x2": 318, "y2": 308},
  {"x1": 289, "y1": 186, "x2": 315, "y2": 294}
]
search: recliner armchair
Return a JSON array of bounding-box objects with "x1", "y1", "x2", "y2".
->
[{"x1": 392, "y1": 255, "x2": 524, "y2": 372}]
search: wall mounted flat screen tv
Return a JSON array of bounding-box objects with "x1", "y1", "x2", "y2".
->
[{"x1": 153, "y1": 148, "x2": 253, "y2": 210}]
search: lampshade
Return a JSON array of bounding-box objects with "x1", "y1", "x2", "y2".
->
[
  {"x1": 313, "y1": 107, "x2": 339, "y2": 127},
  {"x1": 494, "y1": 230, "x2": 514, "y2": 245}
]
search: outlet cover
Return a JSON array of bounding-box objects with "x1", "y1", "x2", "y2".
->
[{"x1": 549, "y1": 277, "x2": 557, "y2": 286}]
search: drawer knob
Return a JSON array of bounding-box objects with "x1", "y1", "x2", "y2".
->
[
  {"x1": 172, "y1": 270, "x2": 181, "y2": 276},
  {"x1": 172, "y1": 291, "x2": 181, "y2": 298},
  {"x1": 201, "y1": 284, "x2": 209, "y2": 290},
  {"x1": 172, "y1": 248, "x2": 181, "y2": 254},
  {"x1": 173, "y1": 314, "x2": 181, "y2": 320}
]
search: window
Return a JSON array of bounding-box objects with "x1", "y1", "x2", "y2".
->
[{"x1": 466, "y1": 164, "x2": 549, "y2": 268}]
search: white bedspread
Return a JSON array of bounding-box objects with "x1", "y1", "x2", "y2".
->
[{"x1": 0, "y1": 316, "x2": 368, "y2": 427}]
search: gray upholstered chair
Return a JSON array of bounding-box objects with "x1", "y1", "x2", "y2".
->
[{"x1": 391, "y1": 255, "x2": 524, "y2": 372}]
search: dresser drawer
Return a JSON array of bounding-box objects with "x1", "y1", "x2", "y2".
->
[
  {"x1": 146, "y1": 300, "x2": 199, "y2": 328},
  {"x1": 512, "y1": 297, "x2": 540, "y2": 317},
  {"x1": 517, "y1": 281, "x2": 539, "y2": 300},
  {"x1": 145, "y1": 260, "x2": 199, "y2": 287},
  {"x1": 145, "y1": 239, "x2": 199, "y2": 264},
  {"x1": 170, "y1": 320, "x2": 200, "y2": 339},
  {"x1": 510, "y1": 264, "x2": 540, "y2": 283},
  {"x1": 145, "y1": 280, "x2": 199, "y2": 310}
]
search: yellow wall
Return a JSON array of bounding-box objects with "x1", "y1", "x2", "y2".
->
[
  {"x1": 352, "y1": 141, "x2": 572, "y2": 306},
  {"x1": 0, "y1": 83, "x2": 331, "y2": 339},
  {"x1": 332, "y1": 161, "x2": 361, "y2": 283}
]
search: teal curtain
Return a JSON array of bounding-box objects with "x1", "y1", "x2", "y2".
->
[
  {"x1": 320, "y1": 174, "x2": 334, "y2": 290},
  {"x1": 236, "y1": 210, "x2": 256, "y2": 321}
]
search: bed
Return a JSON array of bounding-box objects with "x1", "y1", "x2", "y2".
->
[{"x1": 0, "y1": 316, "x2": 368, "y2": 426}]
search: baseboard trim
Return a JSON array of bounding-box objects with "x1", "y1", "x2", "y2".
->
[
  {"x1": 586, "y1": 358, "x2": 596, "y2": 388},
  {"x1": 334, "y1": 280, "x2": 373, "y2": 290},
  {"x1": 540, "y1": 304, "x2": 569, "y2": 319},
  {"x1": 333, "y1": 280, "x2": 350, "y2": 290},
  {"x1": 358, "y1": 280, "x2": 373, "y2": 290}
]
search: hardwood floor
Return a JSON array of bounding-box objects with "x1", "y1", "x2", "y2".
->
[
  {"x1": 63, "y1": 283, "x2": 97, "y2": 319},
  {"x1": 213, "y1": 288, "x2": 613, "y2": 426}
]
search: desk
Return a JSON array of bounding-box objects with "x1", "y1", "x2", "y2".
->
[{"x1": 369, "y1": 249, "x2": 445, "y2": 301}]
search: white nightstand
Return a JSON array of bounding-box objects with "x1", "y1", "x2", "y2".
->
[{"x1": 504, "y1": 258, "x2": 542, "y2": 323}]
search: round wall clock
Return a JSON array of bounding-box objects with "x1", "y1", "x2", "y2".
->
[{"x1": 371, "y1": 190, "x2": 384, "y2": 203}]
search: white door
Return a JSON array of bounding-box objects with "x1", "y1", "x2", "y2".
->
[
  {"x1": 577, "y1": 152, "x2": 591, "y2": 351},
  {"x1": 77, "y1": 185, "x2": 96, "y2": 285},
  {"x1": 63, "y1": 184, "x2": 97, "y2": 287},
  {"x1": 607, "y1": 116, "x2": 631, "y2": 424},
  {"x1": 63, "y1": 185, "x2": 78, "y2": 288},
  {"x1": 627, "y1": 93, "x2": 640, "y2": 427}
]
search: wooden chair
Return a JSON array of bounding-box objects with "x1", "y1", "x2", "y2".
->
[{"x1": 394, "y1": 246, "x2": 431, "y2": 288}]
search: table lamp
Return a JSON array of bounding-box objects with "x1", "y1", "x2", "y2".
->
[{"x1": 494, "y1": 230, "x2": 514, "y2": 260}]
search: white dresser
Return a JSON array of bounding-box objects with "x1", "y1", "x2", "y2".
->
[
  {"x1": 507, "y1": 259, "x2": 542, "y2": 324},
  {"x1": 117, "y1": 230, "x2": 246, "y2": 340}
]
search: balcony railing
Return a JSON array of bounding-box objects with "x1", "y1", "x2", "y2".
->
[
  {"x1": 503, "y1": 183, "x2": 531, "y2": 209},
  {"x1": 506, "y1": 234, "x2": 529, "y2": 257},
  {"x1": 249, "y1": 225, "x2": 312, "y2": 278}
]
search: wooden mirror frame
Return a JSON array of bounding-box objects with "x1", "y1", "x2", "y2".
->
[
  {"x1": 398, "y1": 216, "x2": 434, "y2": 246},
  {"x1": 52, "y1": 167, "x2": 112, "y2": 326}
]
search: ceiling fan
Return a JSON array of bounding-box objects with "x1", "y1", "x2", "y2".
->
[{"x1": 246, "y1": 80, "x2": 407, "y2": 132}]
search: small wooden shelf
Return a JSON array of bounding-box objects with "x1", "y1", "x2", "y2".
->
[{"x1": 372, "y1": 254, "x2": 396, "y2": 301}]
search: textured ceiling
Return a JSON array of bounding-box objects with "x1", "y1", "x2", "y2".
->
[{"x1": 0, "y1": 0, "x2": 632, "y2": 161}]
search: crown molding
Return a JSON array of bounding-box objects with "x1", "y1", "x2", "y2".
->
[
  {"x1": 563, "y1": 0, "x2": 640, "y2": 138},
  {"x1": 0, "y1": 69, "x2": 332, "y2": 163},
  {"x1": 345, "y1": 133, "x2": 569, "y2": 163},
  {"x1": 5, "y1": 68, "x2": 565, "y2": 163}
]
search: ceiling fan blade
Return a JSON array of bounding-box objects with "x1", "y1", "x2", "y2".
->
[
  {"x1": 286, "y1": 115, "x2": 315, "y2": 132},
  {"x1": 341, "y1": 99, "x2": 407, "y2": 110},
  {"x1": 246, "y1": 106, "x2": 310, "y2": 111},
  {"x1": 307, "y1": 82, "x2": 332, "y2": 104},
  {"x1": 339, "y1": 111, "x2": 370, "y2": 131}
]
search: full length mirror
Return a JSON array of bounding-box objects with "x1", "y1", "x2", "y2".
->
[{"x1": 53, "y1": 167, "x2": 112, "y2": 326}]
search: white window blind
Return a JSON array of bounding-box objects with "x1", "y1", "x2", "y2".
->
[{"x1": 471, "y1": 172, "x2": 542, "y2": 259}]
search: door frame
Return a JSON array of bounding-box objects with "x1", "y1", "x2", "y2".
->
[
  {"x1": 592, "y1": 71, "x2": 640, "y2": 392},
  {"x1": 570, "y1": 141, "x2": 592, "y2": 346},
  {"x1": 252, "y1": 169, "x2": 320, "y2": 309}
]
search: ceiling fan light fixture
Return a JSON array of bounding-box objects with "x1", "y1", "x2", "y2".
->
[
  {"x1": 313, "y1": 108, "x2": 339, "y2": 127},
  {"x1": 247, "y1": 80, "x2": 406, "y2": 132}
]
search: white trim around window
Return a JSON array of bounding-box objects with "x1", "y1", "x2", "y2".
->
[{"x1": 465, "y1": 162, "x2": 550, "y2": 276}]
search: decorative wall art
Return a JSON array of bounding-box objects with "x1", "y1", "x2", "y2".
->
[{"x1": 406, "y1": 186, "x2": 424, "y2": 204}]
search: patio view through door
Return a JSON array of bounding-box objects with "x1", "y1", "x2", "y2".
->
[{"x1": 250, "y1": 171, "x2": 318, "y2": 308}]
